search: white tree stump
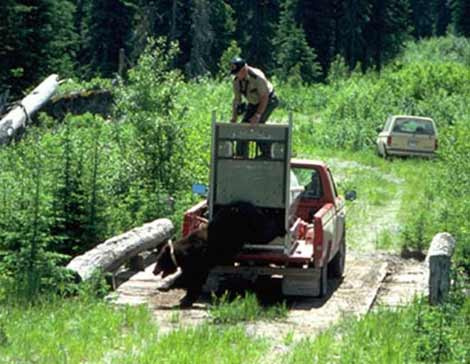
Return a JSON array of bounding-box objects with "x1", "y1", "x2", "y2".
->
[
  {"x1": 425, "y1": 232, "x2": 456, "y2": 305},
  {"x1": 0, "y1": 74, "x2": 59, "y2": 145},
  {"x1": 66, "y1": 218, "x2": 173, "y2": 282}
]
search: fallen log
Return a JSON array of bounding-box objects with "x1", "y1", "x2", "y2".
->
[
  {"x1": 0, "y1": 74, "x2": 59, "y2": 145},
  {"x1": 425, "y1": 232, "x2": 456, "y2": 305},
  {"x1": 66, "y1": 218, "x2": 173, "y2": 282}
]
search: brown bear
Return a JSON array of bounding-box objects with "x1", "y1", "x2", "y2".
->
[{"x1": 153, "y1": 201, "x2": 285, "y2": 307}]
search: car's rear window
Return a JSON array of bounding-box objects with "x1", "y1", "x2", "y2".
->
[{"x1": 392, "y1": 118, "x2": 435, "y2": 135}]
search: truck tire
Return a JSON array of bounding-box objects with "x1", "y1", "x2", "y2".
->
[
  {"x1": 318, "y1": 265, "x2": 328, "y2": 297},
  {"x1": 328, "y1": 234, "x2": 346, "y2": 278}
]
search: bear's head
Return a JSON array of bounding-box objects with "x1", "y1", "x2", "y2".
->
[{"x1": 153, "y1": 242, "x2": 178, "y2": 278}]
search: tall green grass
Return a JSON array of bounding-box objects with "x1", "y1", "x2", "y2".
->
[
  {"x1": 283, "y1": 295, "x2": 470, "y2": 364},
  {"x1": 0, "y1": 296, "x2": 268, "y2": 364},
  {"x1": 209, "y1": 292, "x2": 288, "y2": 324}
]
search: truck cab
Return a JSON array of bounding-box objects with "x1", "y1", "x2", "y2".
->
[{"x1": 182, "y1": 117, "x2": 347, "y2": 297}]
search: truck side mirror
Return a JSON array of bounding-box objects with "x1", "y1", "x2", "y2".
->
[
  {"x1": 192, "y1": 183, "x2": 208, "y2": 197},
  {"x1": 345, "y1": 190, "x2": 357, "y2": 201}
]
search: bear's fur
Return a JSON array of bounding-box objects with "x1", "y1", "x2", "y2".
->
[{"x1": 152, "y1": 201, "x2": 285, "y2": 307}]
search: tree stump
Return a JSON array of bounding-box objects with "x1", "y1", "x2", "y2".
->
[
  {"x1": 66, "y1": 218, "x2": 173, "y2": 282},
  {"x1": 425, "y1": 232, "x2": 456, "y2": 305}
]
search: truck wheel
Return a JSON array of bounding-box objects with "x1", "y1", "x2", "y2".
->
[
  {"x1": 318, "y1": 266, "x2": 328, "y2": 297},
  {"x1": 383, "y1": 146, "x2": 391, "y2": 160},
  {"x1": 328, "y1": 235, "x2": 346, "y2": 278}
]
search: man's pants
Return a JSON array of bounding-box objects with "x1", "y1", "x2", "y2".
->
[{"x1": 238, "y1": 92, "x2": 279, "y2": 158}]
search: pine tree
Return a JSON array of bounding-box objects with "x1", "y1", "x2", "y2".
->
[
  {"x1": 434, "y1": 0, "x2": 452, "y2": 35},
  {"x1": 0, "y1": 0, "x2": 78, "y2": 95},
  {"x1": 452, "y1": 0, "x2": 470, "y2": 36},
  {"x1": 131, "y1": 0, "x2": 192, "y2": 70},
  {"x1": 86, "y1": 0, "x2": 134, "y2": 77},
  {"x1": 337, "y1": 0, "x2": 370, "y2": 70},
  {"x1": 187, "y1": 0, "x2": 213, "y2": 77},
  {"x1": 273, "y1": 0, "x2": 321, "y2": 83},
  {"x1": 51, "y1": 120, "x2": 87, "y2": 256},
  {"x1": 209, "y1": 0, "x2": 236, "y2": 74},
  {"x1": 230, "y1": 0, "x2": 280, "y2": 72},
  {"x1": 410, "y1": 0, "x2": 434, "y2": 38},
  {"x1": 364, "y1": 0, "x2": 412, "y2": 71},
  {"x1": 0, "y1": 0, "x2": 32, "y2": 94},
  {"x1": 299, "y1": 0, "x2": 341, "y2": 78}
]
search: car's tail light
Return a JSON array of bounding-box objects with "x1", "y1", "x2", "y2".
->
[
  {"x1": 435, "y1": 139, "x2": 438, "y2": 150},
  {"x1": 387, "y1": 136, "x2": 392, "y2": 146}
]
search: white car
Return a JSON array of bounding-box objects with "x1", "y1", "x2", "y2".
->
[{"x1": 376, "y1": 115, "x2": 438, "y2": 158}]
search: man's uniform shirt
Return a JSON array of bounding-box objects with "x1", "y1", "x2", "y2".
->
[{"x1": 233, "y1": 66, "x2": 273, "y2": 105}]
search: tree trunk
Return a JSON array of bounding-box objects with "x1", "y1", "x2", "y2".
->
[
  {"x1": 66, "y1": 218, "x2": 173, "y2": 282},
  {"x1": 425, "y1": 232, "x2": 456, "y2": 305},
  {"x1": 0, "y1": 74, "x2": 59, "y2": 145}
]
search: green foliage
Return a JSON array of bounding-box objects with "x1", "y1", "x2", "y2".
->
[
  {"x1": 218, "y1": 40, "x2": 242, "y2": 79},
  {"x1": 273, "y1": 0, "x2": 321, "y2": 84},
  {"x1": 114, "y1": 37, "x2": 190, "y2": 221},
  {"x1": 209, "y1": 0, "x2": 236, "y2": 75},
  {"x1": 0, "y1": 297, "x2": 268, "y2": 363},
  {"x1": 400, "y1": 35, "x2": 470, "y2": 66},
  {"x1": 187, "y1": 0, "x2": 213, "y2": 78},
  {"x1": 452, "y1": 0, "x2": 470, "y2": 37},
  {"x1": 364, "y1": 0, "x2": 412, "y2": 71},
  {"x1": 209, "y1": 291, "x2": 288, "y2": 324},
  {"x1": 432, "y1": 119, "x2": 470, "y2": 271},
  {"x1": 284, "y1": 293, "x2": 470, "y2": 364},
  {"x1": 85, "y1": 0, "x2": 134, "y2": 77},
  {"x1": 0, "y1": 0, "x2": 78, "y2": 95}
]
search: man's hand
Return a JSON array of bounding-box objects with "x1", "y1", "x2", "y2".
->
[{"x1": 249, "y1": 113, "x2": 262, "y2": 124}]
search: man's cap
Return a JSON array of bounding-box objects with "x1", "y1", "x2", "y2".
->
[{"x1": 230, "y1": 57, "x2": 246, "y2": 75}]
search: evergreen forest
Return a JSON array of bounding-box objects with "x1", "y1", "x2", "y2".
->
[
  {"x1": 0, "y1": 1, "x2": 469, "y2": 363},
  {"x1": 2, "y1": 0, "x2": 470, "y2": 96}
]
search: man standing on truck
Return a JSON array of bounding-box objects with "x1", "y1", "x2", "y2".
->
[
  {"x1": 230, "y1": 57, "x2": 278, "y2": 125},
  {"x1": 230, "y1": 57, "x2": 279, "y2": 157}
]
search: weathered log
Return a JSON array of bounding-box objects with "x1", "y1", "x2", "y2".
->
[
  {"x1": 66, "y1": 218, "x2": 173, "y2": 282},
  {"x1": 0, "y1": 74, "x2": 59, "y2": 145},
  {"x1": 425, "y1": 232, "x2": 456, "y2": 305}
]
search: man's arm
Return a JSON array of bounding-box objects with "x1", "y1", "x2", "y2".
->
[
  {"x1": 249, "y1": 91, "x2": 268, "y2": 124},
  {"x1": 231, "y1": 97, "x2": 240, "y2": 123}
]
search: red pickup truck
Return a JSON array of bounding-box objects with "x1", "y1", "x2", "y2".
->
[{"x1": 181, "y1": 120, "x2": 350, "y2": 297}]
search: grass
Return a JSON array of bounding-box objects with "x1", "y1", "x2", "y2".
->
[
  {"x1": 295, "y1": 146, "x2": 438, "y2": 253},
  {"x1": 282, "y1": 295, "x2": 470, "y2": 364},
  {"x1": 209, "y1": 291, "x2": 288, "y2": 324},
  {"x1": 0, "y1": 296, "x2": 268, "y2": 364}
]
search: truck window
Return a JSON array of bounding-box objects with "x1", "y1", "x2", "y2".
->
[
  {"x1": 393, "y1": 118, "x2": 435, "y2": 135},
  {"x1": 291, "y1": 168, "x2": 323, "y2": 199}
]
